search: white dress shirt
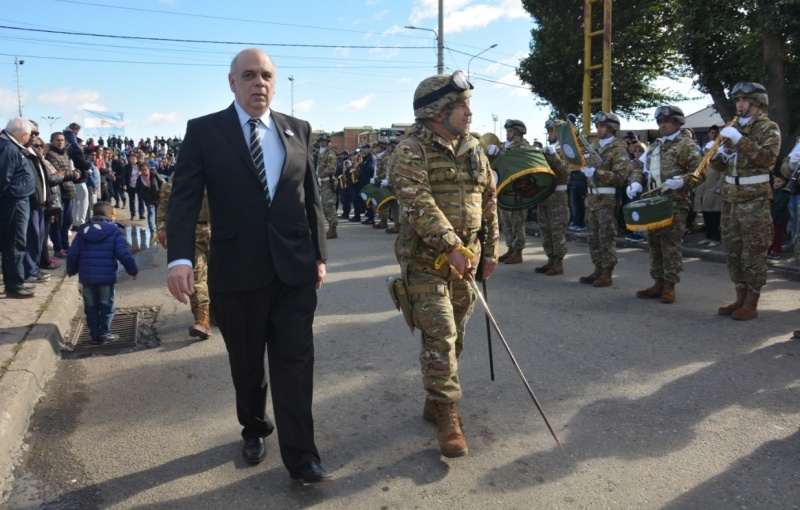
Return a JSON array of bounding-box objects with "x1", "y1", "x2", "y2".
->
[{"x1": 233, "y1": 101, "x2": 286, "y2": 202}]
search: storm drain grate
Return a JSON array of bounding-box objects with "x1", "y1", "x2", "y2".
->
[{"x1": 63, "y1": 311, "x2": 139, "y2": 358}]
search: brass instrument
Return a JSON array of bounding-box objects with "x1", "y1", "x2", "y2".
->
[
  {"x1": 642, "y1": 116, "x2": 738, "y2": 198},
  {"x1": 478, "y1": 132, "x2": 502, "y2": 162},
  {"x1": 350, "y1": 166, "x2": 359, "y2": 184},
  {"x1": 565, "y1": 114, "x2": 602, "y2": 192},
  {"x1": 338, "y1": 173, "x2": 348, "y2": 189}
]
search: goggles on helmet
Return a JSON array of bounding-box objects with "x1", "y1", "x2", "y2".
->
[
  {"x1": 731, "y1": 82, "x2": 767, "y2": 96},
  {"x1": 412, "y1": 70, "x2": 473, "y2": 110},
  {"x1": 654, "y1": 106, "x2": 682, "y2": 120},
  {"x1": 544, "y1": 120, "x2": 556, "y2": 130},
  {"x1": 592, "y1": 112, "x2": 613, "y2": 124}
]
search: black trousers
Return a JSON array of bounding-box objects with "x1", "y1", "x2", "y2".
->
[{"x1": 212, "y1": 280, "x2": 320, "y2": 472}]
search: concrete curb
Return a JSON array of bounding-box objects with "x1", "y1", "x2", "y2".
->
[{"x1": 0, "y1": 275, "x2": 81, "y2": 503}]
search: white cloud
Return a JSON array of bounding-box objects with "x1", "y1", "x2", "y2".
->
[
  {"x1": 493, "y1": 71, "x2": 529, "y2": 98},
  {"x1": 0, "y1": 88, "x2": 23, "y2": 117},
  {"x1": 37, "y1": 87, "x2": 103, "y2": 108},
  {"x1": 382, "y1": 25, "x2": 407, "y2": 36},
  {"x1": 332, "y1": 46, "x2": 351, "y2": 58},
  {"x1": 369, "y1": 45, "x2": 400, "y2": 60},
  {"x1": 335, "y1": 94, "x2": 376, "y2": 112},
  {"x1": 374, "y1": 9, "x2": 390, "y2": 20},
  {"x1": 410, "y1": 0, "x2": 527, "y2": 33},
  {"x1": 366, "y1": 0, "x2": 383, "y2": 5},
  {"x1": 294, "y1": 99, "x2": 315, "y2": 114},
  {"x1": 142, "y1": 111, "x2": 182, "y2": 126}
]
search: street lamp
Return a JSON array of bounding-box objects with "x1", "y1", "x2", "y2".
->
[
  {"x1": 288, "y1": 75, "x2": 294, "y2": 117},
  {"x1": 405, "y1": 25, "x2": 443, "y2": 74},
  {"x1": 467, "y1": 43, "x2": 497, "y2": 82},
  {"x1": 41, "y1": 116, "x2": 60, "y2": 136},
  {"x1": 14, "y1": 57, "x2": 25, "y2": 117},
  {"x1": 492, "y1": 114, "x2": 498, "y2": 135}
]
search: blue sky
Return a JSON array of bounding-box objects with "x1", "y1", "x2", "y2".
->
[{"x1": 1, "y1": 0, "x2": 710, "y2": 143}]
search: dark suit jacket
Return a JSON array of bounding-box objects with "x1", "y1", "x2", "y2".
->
[{"x1": 167, "y1": 103, "x2": 327, "y2": 292}]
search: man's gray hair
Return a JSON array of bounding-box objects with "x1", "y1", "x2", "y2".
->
[{"x1": 5, "y1": 118, "x2": 32, "y2": 137}]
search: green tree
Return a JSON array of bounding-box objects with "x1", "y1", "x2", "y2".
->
[{"x1": 517, "y1": 0, "x2": 681, "y2": 122}]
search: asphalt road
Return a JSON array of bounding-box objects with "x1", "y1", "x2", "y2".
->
[{"x1": 5, "y1": 220, "x2": 800, "y2": 509}]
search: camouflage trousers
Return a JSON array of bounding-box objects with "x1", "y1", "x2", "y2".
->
[
  {"x1": 320, "y1": 181, "x2": 338, "y2": 228},
  {"x1": 586, "y1": 205, "x2": 618, "y2": 269},
  {"x1": 722, "y1": 200, "x2": 772, "y2": 290},
  {"x1": 190, "y1": 225, "x2": 210, "y2": 317},
  {"x1": 407, "y1": 269, "x2": 476, "y2": 404},
  {"x1": 499, "y1": 209, "x2": 526, "y2": 249},
  {"x1": 647, "y1": 208, "x2": 688, "y2": 284},
  {"x1": 538, "y1": 203, "x2": 569, "y2": 258}
]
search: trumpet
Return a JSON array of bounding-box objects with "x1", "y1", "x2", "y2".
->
[{"x1": 642, "y1": 116, "x2": 738, "y2": 198}]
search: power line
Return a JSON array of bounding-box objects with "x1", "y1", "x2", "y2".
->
[{"x1": 0, "y1": 25, "x2": 430, "y2": 49}]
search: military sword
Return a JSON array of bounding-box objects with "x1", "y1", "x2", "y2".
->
[{"x1": 466, "y1": 274, "x2": 564, "y2": 451}]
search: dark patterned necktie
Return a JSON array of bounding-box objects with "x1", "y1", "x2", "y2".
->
[{"x1": 248, "y1": 118, "x2": 271, "y2": 205}]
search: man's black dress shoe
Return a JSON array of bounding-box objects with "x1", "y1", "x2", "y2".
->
[
  {"x1": 290, "y1": 460, "x2": 332, "y2": 484},
  {"x1": 242, "y1": 437, "x2": 266, "y2": 465}
]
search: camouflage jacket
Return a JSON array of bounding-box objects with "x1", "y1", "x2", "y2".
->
[
  {"x1": 586, "y1": 136, "x2": 632, "y2": 210},
  {"x1": 710, "y1": 111, "x2": 781, "y2": 203},
  {"x1": 542, "y1": 149, "x2": 570, "y2": 206},
  {"x1": 156, "y1": 174, "x2": 210, "y2": 233},
  {"x1": 644, "y1": 130, "x2": 703, "y2": 210},
  {"x1": 316, "y1": 146, "x2": 338, "y2": 181},
  {"x1": 393, "y1": 122, "x2": 499, "y2": 270},
  {"x1": 499, "y1": 137, "x2": 530, "y2": 155},
  {"x1": 778, "y1": 139, "x2": 800, "y2": 180}
]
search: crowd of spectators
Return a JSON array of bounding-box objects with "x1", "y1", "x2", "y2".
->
[{"x1": 0, "y1": 117, "x2": 179, "y2": 298}]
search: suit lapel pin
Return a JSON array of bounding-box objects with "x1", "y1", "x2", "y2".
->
[{"x1": 284, "y1": 129, "x2": 294, "y2": 137}]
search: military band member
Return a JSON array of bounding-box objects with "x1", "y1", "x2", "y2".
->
[
  {"x1": 384, "y1": 138, "x2": 401, "y2": 234},
  {"x1": 712, "y1": 82, "x2": 780, "y2": 320},
  {"x1": 579, "y1": 112, "x2": 633, "y2": 287},
  {"x1": 633, "y1": 106, "x2": 702, "y2": 303},
  {"x1": 315, "y1": 133, "x2": 339, "y2": 239},
  {"x1": 488, "y1": 119, "x2": 529, "y2": 264},
  {"x1": 538, "y1": 120, "x2": 572, "y2": 275},
  {"x1": 371, "y1": 140, "x2": 390, "y2": 230},
  {"x1": 394, "y1": 71, "x2": 498, "y2": 457}
]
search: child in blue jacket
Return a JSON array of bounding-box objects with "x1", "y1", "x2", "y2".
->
[{"x1": 67, "y1": 201, "x2": 138, "y2": 344}]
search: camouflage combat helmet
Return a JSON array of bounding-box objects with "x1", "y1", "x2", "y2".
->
[
  {"x1": 654, "y1": 105, "x2": 685, "y2": 125},
  {"x1": 504, "y1": 119, "x2": 527, "y2": 135},
  {"x1": 413, "y1": 71, "x2": 473, "y2": 119},
  {"x1": 731, "y1": 81, "x2": 769, "y2": 107},
  {"x1": 592, "y1": 112, "x2": 621, "y2": 132},
  {"x1": 316, "y1": 133, "x2": 331, "y2": 143}
]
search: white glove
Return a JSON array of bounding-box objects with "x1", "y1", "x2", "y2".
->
[
  {"x1": 704, "y1": 140, "x2": 715, "y2": 151},
  {"x1": 317, "y1": 177, "x2": 322, "y2": 186},
  {"x1": 380, "y1": 179, "x2": 389, "y2": 187},
  {"x1": 664, "y1": 177, "x2": 684, "y2": 190},
  {"x1": 626, "y1": 182, "x2": 642, "y2": 199},
  {"x1": 582, "y1": 167, "x2": 596, "y2": 178},
  {"x1": 488, "y1": 145, "x2": 499, "y2": 156},
  {"x1": 789, "y1": 150, "x2": 800, "y2": 169},
  {"x1": 370, "y1": 177, "x2": 376, "y2": 184},
  {"x1": 545, "y1": 144, "x2": 556, "y2": 155},
  {"x1": 720, "y1": 126, "x2": 742, "y2": 145}
]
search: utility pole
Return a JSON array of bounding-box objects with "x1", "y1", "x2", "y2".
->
[
  {"x1": 437, "y1": 0, "x2": 444, "y2": 74},
  {"x1": 492, "y1": 114, "x2": 498, "y2": 135},
  {"x1": 41, "y1": 116, "x2": 60, "y2": 135},
  {"x1": 14, "y1": 57, "x2": 25, "y2": 117},
  {"x1": 288, "y1": 76, "x2": 295, "y2": 116}
]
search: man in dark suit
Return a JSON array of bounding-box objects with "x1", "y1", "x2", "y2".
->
[{"x1": 166, "y1": 48, "x2": 331, "y2": 484}]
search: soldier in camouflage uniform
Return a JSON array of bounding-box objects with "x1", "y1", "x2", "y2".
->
[
  {"x1": 371, "y1": 141, "x2": 390, "y2": 230},
  {"x1": 711, "y1": 82, "x2": 780, "y2": 320},
  {"x1": 778, "y1": 135, "x2": 800, "y2": 336},
  {"x1": 384, "y1": 138, "x2": 401, "y2": 234},
  {"x1": 489, "y1": 119, "x2": 530, "y2": 264},
  {"x1": 394, "y1": 71, "x2": 499, "y2": 458},
  {"x1": 578, "y1": 112, "x2": 633, "y2": 287},
  {"x1": 156, "y1": 174, "x2": 212, "y2": 339},
  {"x1": 315, "y1": 133, "x2": 339, "y2": 239},
  {"x1": 633, "y1": 106, "x2": 703, "y2": 303},
  {"x1": 538, "y1": 120, "x2": 572, "y2": 275}
]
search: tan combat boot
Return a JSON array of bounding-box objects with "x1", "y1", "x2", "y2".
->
[
  {"x1": 546, "y1": 257, "x2": 564, "y2": 276},
  {"x1": 326, "y1": 225, "x2": 338, "y2": 239},
  {"x1": 433, "y1": 402, "x2": 467, "y2": 457},
  {"x1": 373, "y1": 218, "x2": 388, "y2": 229},
  {"x1": 504, "y1": 248, "x2": 523, "y2": 264},
  {"x1": 660, "y1": 281, "x2": 676, "y2": 304},
  {"x1": 534, "y1": 257, "x2": 554, "y2": 273},
  {"x1": 718, "y1": 285, "x2": 747, "y2": 316},
  {"x1": 593, "y1": 267, "x2": 613, "y2": 287},
  {"x1": 732, "y1": 289, "x2": 760, "y2": 320},
  {"x1": 636, "y1": 279, "x2": 664, "y2": 299},
  {"x1": 579, "y1": 266, "x2": 602, "y2": 284},
  {"x1": 385, "y1": 225, "x2": 400, "y2": 234},
  {"x1": 498, "y1": 246, "x2": 514, "y2": 262},
  {"x1": 423, "y1": 398, "x2": 463, "y2": 426},
  {"x1": 188, "y1": 305, "x2": 212, "y2": 340}
]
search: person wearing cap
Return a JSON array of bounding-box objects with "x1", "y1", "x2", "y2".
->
[
  {"x1": 315, "y1": 133, "x2": 339, "y2": 239},
  {"x1": 578, "y1": 112, "x2": 634, "y2": 287},
  {"x1": 382, "y1": 138, "x2": 401, "y2": 234},
  {"x1": 488, "y1": 119, "x2": 530, "y2": 264},
  {"x1": 634, "y1": 106, "x2": 703, "y2": 303},
  {"x1": 356, "y1": 142, "x2": 377, "y2": 224},
  {"x1": 711, "y1": 81, "x2": 780, "y2": 320},
  {"x1": 393, "y1": 71, "x2": 498, "y2": 458},
  {"x1": 537, "y1": 119, "x2": 572, "y2": 276}
]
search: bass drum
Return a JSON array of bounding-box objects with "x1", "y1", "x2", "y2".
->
[
  {"x1": 371, "y1": 186, "x2": 397, "y2": 212},
  {"x1": 623, "y1": 196, "x2": 674, "y2": 231},
  {"x1": 360, "y1": 183, "x2": 380, "y2": 209},
  {"x1": 491, "y1": 147, "x2": 556, "y2": 211}
]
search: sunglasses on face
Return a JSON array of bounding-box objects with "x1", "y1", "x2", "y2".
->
[{"x1": 30, "y1": 131, "x2": 40, "y2": 137}]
